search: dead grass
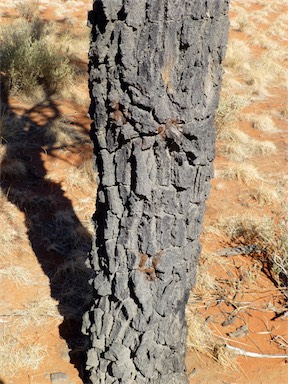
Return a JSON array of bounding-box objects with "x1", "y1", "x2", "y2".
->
[
  {"x1": 207, "y1": 215, "x2": 274, "y2": 243},
  {"x1": 206, "y1": 212, "x2": 288, "y2": 289},
  {"x1": 44, "y1": 117, "x2": 89, "y2": 146},
  {"x1": 65, "y1": 158, "x2": 96, "y2": 190},
  {"x1": 13, "y1": 298, "x2": 62, "y2": 329},
  {"x1": 186, "y1": 252, "x2": 239, "y2": 369},
  {"x1": 266, "y1": 16, "x2": 288, "y2": 40},
  {"x1": 0, "y1": 335, "x2": 46, "y2": 377},
  {"x1": 219, "y1": 128, "x2": 277, "y2": 160},
  {"x1": 245, "y1": 114, "x2": 279, "y2": 132},
  {"x1": 243, "y1": 54, "x2": 287, "y2": 95},
  {"x1": 216, "y1": 95, "x2": 250, "y2": 133},
  {"x1": 230, "y1": 10, "x2": 255, "y2": 35},
  {"x1": 251, "y1": 33, "x2": 279, "y2": 50},
  {"x1": 0, "y1": 266, "x2": 35, "y2": 286},
  {"x1": 224, "y1": 39, "x2": 251, "y2": 70},
  {"x1": 219, "y1": 162, "x2": 263, "y2": 183},
  {"x1": 0, "y1": 194, "x2": 26, "y2": 258},
  {"x1": 249, "y1": 184, "x2": 280, "y2": 206},
  {"x1": 186, "y1": 303, "x2": 237, "y2": 370},
  {"x1": 15, "y1": 0, "x2": 40, "y2": 22}
]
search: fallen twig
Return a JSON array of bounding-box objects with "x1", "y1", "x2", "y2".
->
[{"x1": 226, "y1": 344, "x2": 288, "y2": 358}]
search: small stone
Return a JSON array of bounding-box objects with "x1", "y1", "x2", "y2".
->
[{"x1": 50, "y1": 372, "x2": 69, "y2": 383}]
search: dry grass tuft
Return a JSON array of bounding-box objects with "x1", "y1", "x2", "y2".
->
[
  {"x1": 186, "y1": 305, "x2": 237, "y2": 370},
  {"x1": 0, "y1": 335, "x2": 46, "y2": 377},
  {"x1": 15, "y1": 0, "x2": 40, "y2": 22},
  {"x1": 230, "y1": 10, "x2": 255, "y2": 35},
  {"x1": 224, "y1": 39, "x2": 251, "y2": 70},
  {"x1": 219, "y1": 128, "x2": 277, "y2": 160},
  {"x1": 0, "y1": 196, "x2": 26, "y2": 259},
  {"x1": 251, "y1": 33, "x2": 278, "y2": 50},
  {"x1": 65, "y1": 158, "x2": 96, "y2": 190},
  {"x1": 44, "y1": 117, "x2": 89, "y2": 146},
  {"x1": 245, "y1": 114, "x2": 279, "y2": 132},
  {"x1": 206, "y1": 212, "x2": 288, "y2": 289},
  {"x1": 249, "y1": 184, "x2": 280, "y2": 206},
  {"x1": 0, "y1": 266, "x2": 35, "y2": 286},
  {"x1": 266, "y1": 15, "x2": 288, "y2": 39},
  {"x1": 208, "y1": 215, "x2": 274, "y2": 243},
  {"x1": 220, "y1": 162, "x2": 263, "y2": 183},
  {"x1": 243, "y1": 54, "x2": 286, "y2": 95},
  {"x1": 194, "y1": 251, "x2": 228, "y2": 294},
  {"x1": 216, "y1": 95, "x2": 250, "y2": 133},
  {"x1": 13, "y1": 298, "x2": 62, "y2": 329}
]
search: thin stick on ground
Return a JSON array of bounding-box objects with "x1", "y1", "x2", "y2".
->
[{"x1": 226, "y1": 344, "x2": 288, "y2": 359}]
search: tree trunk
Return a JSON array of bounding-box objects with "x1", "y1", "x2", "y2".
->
[{"x1": 82, "y1": 1, "x2": 229, "y2": 383}]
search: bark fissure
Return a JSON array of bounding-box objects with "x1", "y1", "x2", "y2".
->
[{"x1": 83, "y1": 1, "x2": 229, "y2": 383}]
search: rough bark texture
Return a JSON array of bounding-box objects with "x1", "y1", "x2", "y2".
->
[{"x1": 83, "y1": 1, "x2": 229, "y2": 383}]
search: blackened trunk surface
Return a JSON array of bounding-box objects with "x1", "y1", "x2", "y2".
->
[{"x1": 83, "y1": 1, "x2": 229, "y2": 383}]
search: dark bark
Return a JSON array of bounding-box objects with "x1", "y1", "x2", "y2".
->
[{"x1": 83, "y1": 1, "x2": 229, "y2": 383}]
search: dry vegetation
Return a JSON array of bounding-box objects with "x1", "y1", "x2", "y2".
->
[
  {"x1": 0, "y1": 0, "x2": 287, "y2": 382},
  {"x1": 187, "y1": 0, "x2": 288, "y2": 373},
  {"x1": 0, "y1": 1, "x2": 95, "y2": 380}
]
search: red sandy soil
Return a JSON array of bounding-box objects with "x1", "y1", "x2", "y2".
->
[{"x1": 0, "y1": 1, "x2": 287, "y2": 384}]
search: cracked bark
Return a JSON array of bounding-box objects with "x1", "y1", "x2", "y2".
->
[{"x1": 83, "y1": 1, "x2": 229, "y2": 383}]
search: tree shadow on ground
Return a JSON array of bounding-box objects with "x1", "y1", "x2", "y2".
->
[{"x1": 0, "y1": 82, "x2": 94, "y2": 383}]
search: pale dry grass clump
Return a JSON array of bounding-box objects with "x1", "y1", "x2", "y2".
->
[
  {"x1": 251, "y1": 10, "x2": 269, "y2": 25},
  {"x1": 220, "y1": 140, "x2": 276, "y2": 161},
  {"x1": 15, "y1": 0, "x2": 40, "y2": 21},
  {"x1": 219, "y1": 127, "x2": 277, "y2": 160},
  {"x1": 216, "y1": 95, "x2": 250, "y2": 132},
  {"x1": 219, "y1": 162, "x2": 263, "y2": 184},
  {"x1": 186, "y1": 252, "x2": 238, "y2": 369},
  {"x1": 186, "y1": 305, "x2": 237, "y2": 370},
  {"x1": 0, "y1": 335, "x2": 46, "y2": 377},
  {"x1": 212, "y1": 215, "x2": 274, "y2": 243},
  {"x1": 251, "y1": 32, "x2": 279, "y2": 50},
  {"x1": 65, "y1": 158, "x2": 96, "y2": 190},
  {"x1": 0, "y1": 266, "x2": 35, "y2": 286},
  {"x1": 13, "y1": 298, "x2": 62, "y2": 329},
  {"x1": 221, "y1": 76, "x2": 244, "y2": 92},
  {"x1": 266, "y1": 15, "x2": 288, "y2": 40},
  {"x1": 62, "y1": 77, "x2": 90, "y2": 106},
  {"x1": 206, "y1": 213, "x2": 288, "y2": 288},
  {"x1": 243, "y1": 54, "x2": 287, "y2": 95},
  {"x1": 194, "y1": 251, "x2": 228, "y2": 294},
  {"x1": 224, "y1": 39, "x2": 251, "y2": 70},
  {"x1": 245, "y1": 114, "x2": 278, "y2": 132},
  {"x1": 249, "y1": 184, "x2": 280, "y2": 206},
  {"x1": 230, "y1": 10, "x2": 255, "y2": 35}
]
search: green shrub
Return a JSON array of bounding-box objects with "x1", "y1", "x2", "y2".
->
[{"x1": 0, "y1": 18, "x2": 73, "y2": 96}]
